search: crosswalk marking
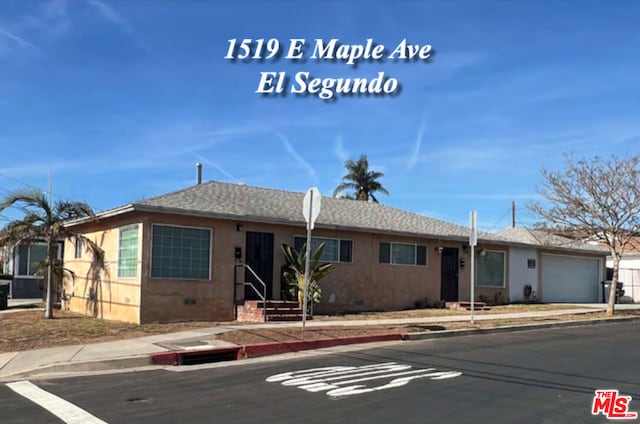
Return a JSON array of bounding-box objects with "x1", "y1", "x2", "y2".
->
[{"x1": 6, "y1": 380, "x2": 109, "y2": 424}]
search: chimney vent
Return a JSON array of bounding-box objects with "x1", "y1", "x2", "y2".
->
[{"x1": 196, "y1": 163, "x2": 202, "y2": 185}]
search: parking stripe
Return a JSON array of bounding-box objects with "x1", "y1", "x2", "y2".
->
[{"x1": 6, "y1": 381, "x2": 108, "y2": 424}]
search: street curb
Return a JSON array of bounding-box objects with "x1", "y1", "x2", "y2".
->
[
  {"x1": 404, "y1": 316, "x2": 640, "y2": 341},
  {"x1": 0, "y1": 355, "x2": 152, "y2": 381},
  {"x1": 150, "y1": 333, "x2": 403, "y2": 366},
  {"x1": 4, "y1": 316, "x2": 640, "y2": 380}
]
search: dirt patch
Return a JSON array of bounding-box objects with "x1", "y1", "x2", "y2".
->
[
  {"x1": 0, "y1": 310, "x2": 231, "y2": 353},
  {"x1": 313, "y1": 304, "x2": 596, "y2": 321}
]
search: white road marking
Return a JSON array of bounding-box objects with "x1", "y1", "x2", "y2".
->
[
  {"x1": 266, "y1": 362, "x2": 462, "y2": 398},
  {"x1": 6, "y1": 380, "x2": 109, "y2": 424}
]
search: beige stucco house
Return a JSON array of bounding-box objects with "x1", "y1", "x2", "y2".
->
[{"x1": 61, "y1": 180, "x2": 607, "y2": 323}]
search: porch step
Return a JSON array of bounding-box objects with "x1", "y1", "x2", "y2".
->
[
  {"x1": 236, "y1": 300, "x2": 304, "y2": 322},
  {"x1": 446, "y1": 301, "x2": 491, "y2": 311},
  {"x1": 265, "y1": 314, "x2": 304, "y2": 322}
]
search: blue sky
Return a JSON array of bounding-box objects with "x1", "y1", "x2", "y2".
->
[{"x1": 1, "y1": 0, "x2": 639, "y2": 231}]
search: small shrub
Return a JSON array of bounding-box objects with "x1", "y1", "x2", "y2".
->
[
  {"x1": 478, "y1": 294, "x2": 493, "y2": 306},
  {"x1": 494, "y1": 291, "x2": 508, "y2": 306}
]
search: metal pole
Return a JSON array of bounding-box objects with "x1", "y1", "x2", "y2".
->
[
  {"x1": 470, "y1": 244, "x2": 475, "y2": 325},
  {"x1": 470, "y1": 211, "x2": 476, "y2": 325},
  {"x1": 302, "y1": 196, "x2": 313, "y2": 331}
]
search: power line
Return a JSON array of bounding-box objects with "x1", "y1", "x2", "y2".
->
[
  {"x1": 484, "y1": 207, "x2": 512, "y2": 233},
  {"x1": 0, "y1": 171, "x2": 76, "y2": 203}
]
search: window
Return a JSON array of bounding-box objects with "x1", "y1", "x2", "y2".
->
[
  {"x1": 478, "y1": 251, "x2": 506, "y2": 287},
  {"x1": 293, "y1": 236, "x2": 352, "y2": 263},
  {"x1": 74, "y1": 237, "x2": 83, "y2": 259},
  {"x1": 379, "y1": 243, "x2": 427, "y2": 266},
  {"x1": 17, "y1": 244, "x2": 48, "y2": 276},
  {"x1": 118, "y1": 225, "x2": 139, "y2": 278},
  {"x1": 151, "y1": 225, "x2": 211, "y2": 279}
]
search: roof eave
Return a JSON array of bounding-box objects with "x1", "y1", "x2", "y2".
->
[
  {"x1": 126, "y1": 205, "x2": 474, "y2": 242},
  {"x1": 63, "y1": 204, "x2": 136, "y2": 228}
]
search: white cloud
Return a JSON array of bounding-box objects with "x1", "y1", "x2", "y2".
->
[
  {"x1": 275, "y1": 132, "x2": 318, "y2": 183},
  {"x1": 86, "y1": 0, "x2": 156, "y2": 55},
  {"x1": 0, "y1": 27, "x2": 36, "y2": 48},
  {"x1": 333, "y1": 135, "x2": 349, "y2": 162},
  {"x1": 194, "y1": 153, "x2": 239, "y2": 182},
  {"x1": 408, "y1": 113, "x2": 426, "y2": 170}
]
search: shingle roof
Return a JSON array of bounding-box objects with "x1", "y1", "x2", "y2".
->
[
  {"x1": 134, "y1": 181, "x2": 474, "y2": 239},
  {"x1": 490, "y1": 227, "x2": 607, "y2": 254}
]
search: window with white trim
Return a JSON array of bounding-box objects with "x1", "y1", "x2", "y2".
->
[
  {"x1": 477, "y1": 251, "x2": 506, "y2": 287},
  {"x1": 117, "y1": 225, "x2": 139, "y2": 278},
  {"x1": 379, "y1": 243, "x2": 427, "y2": 266},
  {"x1": 151, "y1": 225, "x2": 211, "y2": 279},
  {"x1": 293, "y1": 236, "x2": 352, "y2": 263}
]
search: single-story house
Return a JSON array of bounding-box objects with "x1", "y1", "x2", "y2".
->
[
  {"x1": 605, "y1": 237, "x2": 640, "y2": 303},
  {"x1": 492, "y1": 227, "x2": 608, "y2": 303},
  {"x1": 62, "y1": 180, "x2": 608, "y2": 323},
  {"x1": 1, "y1": 240, "x2": 63, "y2": 299}
]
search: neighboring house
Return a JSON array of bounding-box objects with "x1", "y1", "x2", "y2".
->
[
  {"x1": 605, "y1": 237, "x2": 640, "y2": 303},
  {"x1": 493, "y1": 228, "x2": 608, "y2": 303},
  {"x1": 1, "y1": 240, "x2": 63, "y2": 298},
  {"x1": 62, "y1": 180, "x2": 608, "y2": 324}
]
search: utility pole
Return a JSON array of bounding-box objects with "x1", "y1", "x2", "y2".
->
[{"x1": 511, "y1": 201, "x2": 516, "y2": 228}]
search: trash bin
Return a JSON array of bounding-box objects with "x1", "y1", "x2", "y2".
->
[
  {"x1": 600, "y1": 281, "x2": 625, "y2": 303},
  {"x1": 0, "y1": 283, "x2": 8, "y2": 311}
]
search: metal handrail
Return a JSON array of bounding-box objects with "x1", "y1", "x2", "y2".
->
[{"x1": 233, "y1": 263, "x2": 267, "y2": 322}]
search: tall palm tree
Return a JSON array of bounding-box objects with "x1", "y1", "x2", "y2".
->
[
  {"x1": 0, "y1": 188, "x2": 94, "y2": 319},
  {"x1": 333, "y1": 154, "x2": 389, "y2": 202}
]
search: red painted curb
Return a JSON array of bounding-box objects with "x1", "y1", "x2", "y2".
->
[
  {"x1": 239, "y1": 333, "x2": 403, "y2": 359},
  {"x1": 150, "y1": 351, "x2": 179, "y2": 366},
  {"x1": 149, "y1": 333, "x2": 403, "y2": 366}
]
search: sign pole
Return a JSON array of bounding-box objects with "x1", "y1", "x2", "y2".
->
[
  {"x1": 301, "y1": 187, "x2": 321, "y2": 333},
  {"x1": 302, "y1": 196, "x2": 312, "y2": 331},
  {"x1": 469, "y1": 211, "x2": 477, "y2": 325}
]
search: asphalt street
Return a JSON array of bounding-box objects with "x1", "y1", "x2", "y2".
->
[{"x1": 2, "y1": 322, "x2": 639, "y2": 423}]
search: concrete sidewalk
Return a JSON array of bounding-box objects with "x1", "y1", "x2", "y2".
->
[{"x1": 0, "y1": 304, "x2": 635, "y2": 380}]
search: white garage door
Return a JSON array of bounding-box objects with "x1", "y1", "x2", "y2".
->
[{"x1": 541, "y1": 255, "x2": 601, "y2": 303}]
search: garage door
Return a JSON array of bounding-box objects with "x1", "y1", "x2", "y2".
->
[{"x1": 541, "y1": 255, "x2": 600, "y2": 302}]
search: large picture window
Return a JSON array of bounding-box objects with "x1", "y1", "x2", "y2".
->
[
  {"x1": 379, "y1": 243, "x2": 427, "y2": 266},
  {"x1": 294, "y1": 236, "x2": 352, "y2": 263},
  {"x1": 17, "y1": 244, "x2": 48, "y2": 276},
  {"x1": 118, "y1": 225, "x2": 139, "y2": 278},
  {"x1": 151, "y1": 225, "x2": 211, "y2": 279},
  {"x1": 477, "y1": 251, "x2": 506, "y2": 287}
]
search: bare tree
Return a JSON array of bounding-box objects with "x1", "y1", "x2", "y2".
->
[{"x1": 529, "y1": 154, "x2": 640, "y2": 316}]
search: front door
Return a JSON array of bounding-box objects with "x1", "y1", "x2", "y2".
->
[
  {"x1": 440, "y1": 247, "x2": 459, "y2": 302},
  {"x1": 245, "y1": 231, "x2": 274, "y2": 300}
]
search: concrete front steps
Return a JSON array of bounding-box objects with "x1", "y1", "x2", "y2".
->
[
  {"x1": 236, "y1": 300, "x2": 304, "y2": 322},
  {"x1": 446, "y1": 301, "x2": 492, "y2": 311}
]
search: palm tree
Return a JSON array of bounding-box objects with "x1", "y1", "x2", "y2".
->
[
  {"x1": 281, "y1": 243, "x2": 332, "y2": 315},
  {"x1": 0, "y1": 188, "x2": 94, "y2": 319},
  {"x1": 333, "y1": 154, "x2": 389, "y2": 202}
]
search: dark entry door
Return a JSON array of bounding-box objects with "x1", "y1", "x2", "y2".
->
[
  {"x1": 245, "y1": 231, "x2": 274, "y2": 300},
  {"x1": 440, "y1": 247, "x2": 459, "y2": 302}
]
